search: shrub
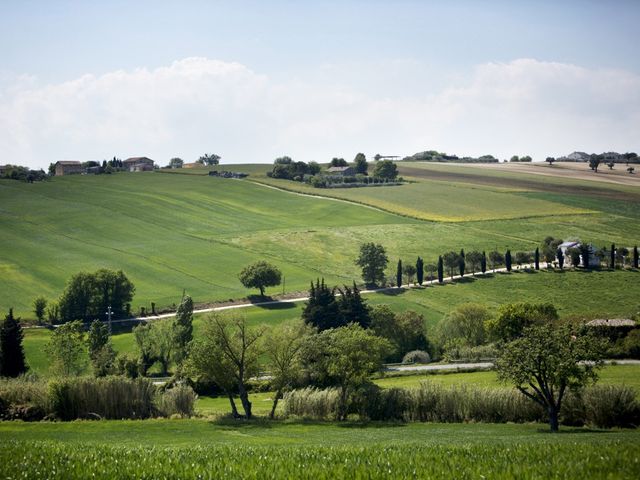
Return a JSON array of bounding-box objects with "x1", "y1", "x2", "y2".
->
[
  {"x1": 0, "y1": 375, "x2": 50, "y2": 419},
  {"x1": 402, "y1": 350, "x2": 431, "y2": 364},
  {"x1": 113, "y1": 354, "x2": 140, "y2": 378},
  {"x1": 49, "y1": 376, "x2": 157, "y2": 420},
  {"x1": 157, "y1": 384, "x2": 197, "y2": 418},
  {"x1": 282, "y1": 387, "x2": 340, "y2": 419},
  {"x1": 442, "y1": 342, "x2": 498, "y2": 362},
  {"x1": 584, "y1": 385, "x2": 640, "y2": 428}
]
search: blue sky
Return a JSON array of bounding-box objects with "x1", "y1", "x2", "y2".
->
[{"x1": 1, "y1": 1, "x2": 639, "y2": 168}]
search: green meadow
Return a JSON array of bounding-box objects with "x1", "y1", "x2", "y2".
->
[{"x1": 1, "y1": 421, "x2": 638, "y2": 479}]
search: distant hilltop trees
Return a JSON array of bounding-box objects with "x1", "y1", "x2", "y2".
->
[
  {"x1": 402, "y1": 150, "x2": 499, "y2": 163},
  {"x1": 557, "y1": 151, "x2": 638, "y2": 164}
]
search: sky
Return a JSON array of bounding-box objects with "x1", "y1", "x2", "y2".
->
[{"x1": 1, "y1": 0, "x2": 639, "y2": 169}]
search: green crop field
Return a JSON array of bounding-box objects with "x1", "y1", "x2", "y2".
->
[
  {"x1": 2, "y1": 163, "x2": 639, "y2": 319},
  {"x1": 1, "y1": 421, "x2": 638, "y2": 479},
  {"x1": 21, "y1": 269, "x2": 640, "y2": 376}
]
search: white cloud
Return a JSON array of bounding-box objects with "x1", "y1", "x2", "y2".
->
[{"x1": 1, "y1": 57, "x2": 639, "y2": 169}]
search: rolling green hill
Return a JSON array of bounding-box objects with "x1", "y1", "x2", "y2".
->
[{"x1": 2, "y1": 163, "x2": 639, "y2": 320}]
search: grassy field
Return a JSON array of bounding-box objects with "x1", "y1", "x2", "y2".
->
[
  {"x1": 2, "y1": 162, "x2": 639, "y2": 319},
  {"x1": 0, "y1": 421, "x2": 638, "y2": 479},
  {"x1": 21, "y1": 269, "x2": 640, "y2": 375},
  {"x1": 375, "y1": 364, "x2": 640, "y2": 390}
]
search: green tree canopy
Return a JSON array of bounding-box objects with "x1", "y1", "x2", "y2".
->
[
  {"x1": 355, "y1": 243, "x2": 388, "y2": 286},
  {"x1": 173, "y1": 294, "x2": 194, "y2": 367},
  {"x1": 496, "y1": 324, "x2": 606, "y2": 431},
  {"x1": 45, "y1": 320, "x2": 87, "y2": 376},
  {"x1": 487, "y1": 302, "x2": 559, "y2": 342},
  {"x1": 0, "y1": 309, "x2": 28, "y2": 377},
  {"x1": 354, "y1": 153, "x2": 368, "y2": 174},
  {"x1": 238, "y1": 261, "x2": 282, "y2": 297},
  {"x1": 437, "y1": 303, "x2": 490, "y2": 348},
  {"x1": 302, "y1": 279, "x2": 343, "y2": 331},
  {"x1": 372, "y1": 159, "x2": 398, "y2": 180}
]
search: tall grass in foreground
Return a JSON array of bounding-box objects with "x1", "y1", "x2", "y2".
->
[{"x1": 1, "y1": 440, "x2": 638, "y2": 479}]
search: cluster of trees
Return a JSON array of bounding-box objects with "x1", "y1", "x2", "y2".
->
[
  {"x1": 403, "y1": 151, "x2": 500, "y2": 163},
  {"x1": 267, "y1": 155, "x2": 399, "y2": 188},
  {"x1": 1, "y1": 165, "x2": 47, "y2": 183},
  {"x1": 267, "y1": 156, "x2": 321, "y2": 181},
  {"x1": 164, "y1": 153, "x2": 221, "y2": 169}
]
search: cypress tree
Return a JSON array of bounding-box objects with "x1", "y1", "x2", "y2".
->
[
  {"x1": 458, "y1": 249, "x2": 466, "y2": 277},
  {"x1": 173, "y1": 294, "x2": 194, "y2": 366},
  {"x1": 437, "y1": 256, "x2": 444, "y2": 284},
  {"x1": 557, "y1": 247, "x2": 564, "y2": 270},
  {"x1": 338, "y1": 282, "x2": 371, "y2": 328},
  {"x1": 0, "y1": 309, "x2": 28, "y2": 377},
  {"x1": 534, "y1": 247, "x2": 540, "y2": 270},
  {"x1": 505, "y1": 249, "x2": 512, "y2": 272},
  {"x1": 634, "y1": 246, "x2": 639, "y2": 269},
  {"x1": 610, "y1": 243, "x2": 616, "y2": 269},
  {"x1": 481, "y1": 251, "x2": 487, "y2": 274},
  {"x1": 396, "y1": 259, "x2": 403, "y2": 288},
  {"x1": 416, "y1": 257, "x2": 424, "y2": 285},
  {"x1": 302, "y1": 279, "x2": 342, "y2": 331}
]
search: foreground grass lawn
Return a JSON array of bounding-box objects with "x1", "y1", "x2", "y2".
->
[{"x1": 1, "y1": 421, "x2": 638, "y2": 479}]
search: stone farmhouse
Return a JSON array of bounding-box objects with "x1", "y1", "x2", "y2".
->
[
  {"x1": 54, "y1": 161, "x2": 84, "y2": 176},
  {"x1": 123, "y1": 157, "x2": 155, "y2": 172}
]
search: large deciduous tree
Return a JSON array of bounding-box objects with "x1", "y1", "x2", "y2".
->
[
  {"x1": 58, "y1": 269, "x2": 134, "y2": 322},
  {"x1": 45, "y1": 320, "x2": 87, "y2": 376},
  {"x1": 488, "y1": 250, "x2": 504, "y2": 273},
  {"x1": 264, "y1": 321, "x2": 313, "y2": 418},
  {"x1": 465, "y1": 251, "x2": 483, "y2": 276},
  {"x1": 487, "y1": 302, "x2": 558, "y2": 342},
  {"x1": 354, "y1": 153, "x2": 368, "y2": 174},
  {"x1": 238, "y1": 261, "x2": 282, "y2": 297},
  {"x1": 87, "y1": 320, "x2": 116, "y2": 377},
  {"x1": 0, "y1": 309, "x2": 28, "y2": 377},
  {"x1": 355, "y1": 243, "x2": 388, "y2": 286},
  {"x1": 187, "y1": 313, "x2": 263, "y2": 419},
  {"x1": 437, "y1": 303, "x2": 490, "y2": 347},
  {"x1": 442, "y1": 251, "x2": 460, "y2": 279},
  {"x1": 496, "y1": 324, "x2": 606, "y2": 432},
  {"x1": 197, "y1": 153, "x2": 221, "y2": 165},
  {"x1": 372, "y1": 159, "x2": 398, "y2": 180}
]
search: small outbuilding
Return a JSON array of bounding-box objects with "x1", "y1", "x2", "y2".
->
[{"x1": 326, "y1": 166, "x2": 355, "y2": 176}]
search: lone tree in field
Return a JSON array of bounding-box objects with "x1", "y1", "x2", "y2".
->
[
  {"x1": 545, "y1": 157, "x2": 555, "y2": 166},
  {"x1": 496, "y1": 324, "x2": 606, "y2": 432},
  {"x1": 355, "y1": 243, "x2": 388, "y2": 287},
  {"x1": 396, "y1": 259, "x2": 403, "y2": 288},
  {"x1": 238, "y1": 261, "x2": 282, "y2": 297},
  {"x1": 33, "y1": 297, "x2": 47, "y2": 324},
  {"x1": 0, "y1": 309, "x2": 28, "y2": 377},
  {"x1": 437, "y1": 256, "x2": 444, "y2": 283}
]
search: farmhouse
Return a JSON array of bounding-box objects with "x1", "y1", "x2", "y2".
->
[
  {"x1": 123, "y1": 157, "x2": 155, "y2": 172},
  {"x1": 54, "y1": 161, "x2": 83, "y2": 176},
  {"x1": 558, "y1": 241, "x2": 600, "y2": 266},
  {"x1": 327, "y1": 166, "x2": 355, "y2": 176}
]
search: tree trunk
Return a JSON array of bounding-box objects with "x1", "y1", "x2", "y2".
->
[
  {"x1": 548, "y1": 406, "x2": 559, "y2": 432},
  {"x1": 238, "y1": 382, "x2": 252, "y2": 419},
  {"x1": 259, "y1": 286, "x2": 265, "y2": 297},
  {"x1": 227, "y1": 393, "x2": 241, "y2": 419},
  {"x1": 269, "y1": 390, "x2": 282, "y2": 420}
]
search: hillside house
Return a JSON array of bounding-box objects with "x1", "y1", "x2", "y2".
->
[
  {"x1": 327, "y1": 166, "x2": 355, "y2": 176},
  {"x1": 123, "y1": 157, "x2": 155, "y2": 172},
  {"x1": 55, "y1": 161, "x2": 83, "y2": 176},
  {"x1": 558, "y1": 241, "x2": 600, "y2": 267}
]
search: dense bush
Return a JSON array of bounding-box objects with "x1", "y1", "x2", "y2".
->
[
  {"x1": 157, "y1": 384, "x2": 197, "y2": 418},
  {"x1": 584, "y1": 385, "x2": 640, "y2": 428},
  {"x1": 402, "y1": 350, "x2": 431, "y2": 364},
  {"x1": 442, "y1": 342, "x2": 498, "y2": 362},
  {"x1": 0, "y1": 375, "x2": 49, "y2": 420},
  {"x1": 49, "y1": 376, "x2": 157, "y2": 420}
]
